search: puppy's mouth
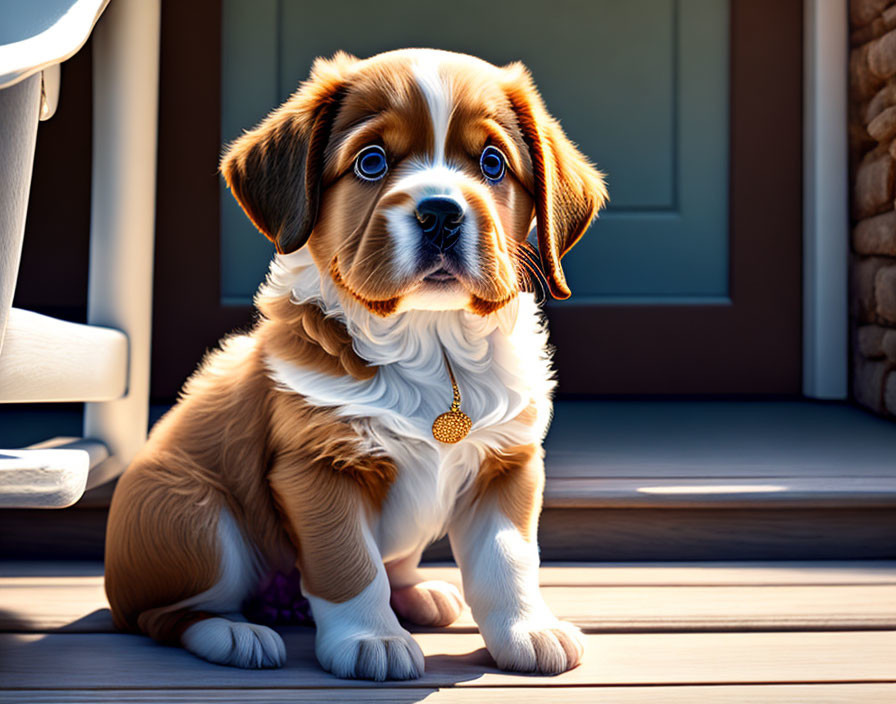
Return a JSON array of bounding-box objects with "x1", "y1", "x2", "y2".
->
[{"x1": 422, "y1": 267, "x2": 458, "y2": 284}]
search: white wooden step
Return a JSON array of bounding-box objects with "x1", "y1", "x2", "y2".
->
[{"x1": 0, "y1": 438, "x2": 108, "y2": 508}]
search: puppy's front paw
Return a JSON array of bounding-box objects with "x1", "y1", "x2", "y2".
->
[
  {"x1": 391, "y1": 580, "x2": 464, "y2": 627},
  {"x1": 486, "y1": 619, "x2": 584, "y2": 675},
  {"x1": 316, "y1": 629, "x2": 425, "y2": 681}
]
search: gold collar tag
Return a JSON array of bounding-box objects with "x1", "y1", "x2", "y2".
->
[{"x1": 432, "y1": 352, "x2": 472, "y2": 443}]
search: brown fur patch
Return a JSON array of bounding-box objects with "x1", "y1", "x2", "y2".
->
[
  {"x1": 502, "y1": 63, "x2": 608, "y2": 299},
  {"x1": 256, "y1": 294, "x2": 374, "y2": 380},
  {"x1": 468, "y1": 292, "x2": 517, "y2": 316},
  {"x1": 329, "y1": 255, "x2": 401, "y2": 316},
  {"x1": 473, "y1": 444, "x2": 544, "y2": 541},
  {"x1": 266, "y1": 389, "x2": 397, "y2": 602},
  {"x1": 105, "y1": 462, "x2": 223, "y2": 639},
  {"x1": 221, "y1": 53, "x2": 358, "y2": 255}
]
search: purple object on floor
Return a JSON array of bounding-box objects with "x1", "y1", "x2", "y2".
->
[{"x1": 244, "y1": 568, "x2": 314, "y2": 626}]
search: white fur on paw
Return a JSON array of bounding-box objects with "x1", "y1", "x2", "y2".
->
[
  {"x1": 485, "y1": 619, "x2": 584, "y2": 675},
  {"x1": 317, "y1": 629, "x2": 424, "y2": 681},
  {"x1": 181, "y1": 617, "x2": 286, "y2": 669}
]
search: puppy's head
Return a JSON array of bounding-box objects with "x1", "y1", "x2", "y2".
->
[{"x1": 222, "y1": 49, "x2": 607, "y2": 315}]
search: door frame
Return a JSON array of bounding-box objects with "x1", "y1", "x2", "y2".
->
[
  {"x1": 151, "y1": 0, "x2": 830, "y2": 401},
  {"x1": 803, "y1": 0, "x2": 848, "y2": 400}
]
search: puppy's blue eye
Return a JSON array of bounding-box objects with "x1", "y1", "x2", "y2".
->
[
  {"x1": 354, "y1": 145, "x2": 388, "y2": 181},
  {"x1": 480, "y1": 145, "x2": 506, "y2": 183}
]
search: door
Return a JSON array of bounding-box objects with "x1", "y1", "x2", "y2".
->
[{"x1": 152, "y1": 0, "x2": 802, "y2": 400}]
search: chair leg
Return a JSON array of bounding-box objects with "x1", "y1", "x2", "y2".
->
[
  {"x1": 0, "y1": 74, "x2": 41, "y2": 355},
  {"x1": 83, "y1": 0, "x2": 162, "y2": 474}
]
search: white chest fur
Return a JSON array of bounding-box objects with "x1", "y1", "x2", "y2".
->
[{"x1": 262, "y1": 251, "x2": 555, "y2": 562}]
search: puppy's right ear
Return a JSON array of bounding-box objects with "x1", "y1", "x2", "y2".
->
[{"x1": 220, "y1": 52, "x2": 357, "y2": 254}]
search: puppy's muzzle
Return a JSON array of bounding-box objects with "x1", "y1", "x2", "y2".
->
[{"x1": 415, "y1": 196, "x2": 464, "y2": 253}]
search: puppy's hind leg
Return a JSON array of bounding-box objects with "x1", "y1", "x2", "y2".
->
[
  {"x1": 106, "y1": 470, "x2": 285, "y2": 669},
  {"x1": 387, "y1": 551, "x2": 465, "y2": 628},
  {"x1": 159, "y1": 510, "x2": 285, "y2": 669}
]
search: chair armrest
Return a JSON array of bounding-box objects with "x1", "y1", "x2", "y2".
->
[
  {"x1": 0, "y1": 0, "x2": 110, "y2": 89},
  {"x1": 0, "y1": 308, "x2": 127, "y2": 403}
]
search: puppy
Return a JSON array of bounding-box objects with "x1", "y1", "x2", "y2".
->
[{"x1": 105, "y1": 48, "x2": 607, "y2": 681}]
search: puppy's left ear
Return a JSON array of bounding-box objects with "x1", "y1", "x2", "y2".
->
[
  {"x1": 221, "y1": 52, "x2": 357, "y2": 254},
  {"x1": 503, "y1": 63, "x2": 608, "y2": 299}
]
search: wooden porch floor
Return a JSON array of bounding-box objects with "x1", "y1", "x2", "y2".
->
[{"x1": 1, "y1": 562, "x2": 895, "y2": 702}]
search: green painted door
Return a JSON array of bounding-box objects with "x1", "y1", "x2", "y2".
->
[
  {"x1": 216, "y1": 0, "x2": 803, "y2": 394},
  {"x1": 221, "y1": 0, "x2": 728, "y2": 303}
]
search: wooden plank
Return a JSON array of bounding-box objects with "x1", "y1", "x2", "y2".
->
[
  {"x1": 4, "y1": 564, "x2": 896, "y2": 634},
  {"x1": 1, "y1": 683, "x2": 894, "y2": 703},
  {"x1": 527, "y1": 507, "x2": 896, "y2": 561},
  {"x1": 4, "y1": 579, "x2": 895, "y2": 634},
  {"x1": 4, "y1": 567, "x2": 896, "y2": 634},
  {"x1": 544, "y1": 401, "x2": 896, "y2": 479},
  {"x1": 544, "y1": 476, "x2": 896, "y2": 508},
  {"x1": 5, "y1": 561, "x2": 896, "y2": 585},
  {"x1": 3, "y1": 505, "x2": 894, "y2": 563},
  {"x1": 1, "y1": 631, "x2": 894, "y2": 689}
]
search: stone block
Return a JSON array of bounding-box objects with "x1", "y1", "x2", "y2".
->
[
  {"x1": 854, "y1": 122, "x2": 877, "y2": 163},
  {"x1": 865, "y1": 82, "x2": 896, "y2": 123},
  {"x1": 869, "y1": 28, "x2": 896, "y2": 78},
  {"x1": 874, "y1": 264, "x2": 896, "y2": 322},
  {"x1": 858, "y1": 324, "x2": 888, "y2": 357},
  {"x1": 852, "y1": 17, "x2": 888, "y2": 46},
  {"x1": 886, "y1": 371, "x2": 896, "y2": 414},
  {"x1": 869, "y1": 104, "x2": 896, "y2": 140},
  {"x1": 853, "y1": 209, "x2": 896, "y2": 255},
  {"x1": 851, "y1": 256, "x2": 889, "y2": 320},
  {"x1": 882, "y1": 328, "x2": 896, "y2": 360},
  {"x1": 854, "y1": 152, "x2": 895, "y2": 218},
  {"x1": 852, "y1": 0, "x2": 891, "y2": 28},
  {"x1": 885, "y1": 5, "x2": 896, "y2": 29},
  {"x1": 854, "y1": 357, "x2": 887, "y2": 412},
  {"x1": 852, "y1": 44, "x2": 885, "y2": 100}
]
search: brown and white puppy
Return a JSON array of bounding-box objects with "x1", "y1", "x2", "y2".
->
[{"x1": 105, "y1": 48, "x2": 606, "y2": 681}]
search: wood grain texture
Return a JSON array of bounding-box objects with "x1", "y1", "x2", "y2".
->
[
  {"x1": 6, "y1": 561, "x2": 896, "y2": 584},
  {"x1": 1, "y1": 684, "x2": 894, "y2": 703},
  {"x1": 1, "y1": 631, "x2": 894, "y2": 689},
  {"x1": 543, "y1": 401, "x2": 896, "y2": 479},
  {"x1": 5, "y1": 505, "x2": 895, "y2": 562},
  {"x1": 0, "y1": 563, "x2": 896, "y2": 633},
  {"x1": 5, "y1": 401, "x2": 896, "y2": 559},
  {"x1": 543, "y1": 476, "x2": 896, "y2": 508},
  {"x1": 523, "y1": 507, "x2": 896, "y2": 561}
]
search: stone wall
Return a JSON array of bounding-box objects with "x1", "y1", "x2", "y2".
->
[{"x1": 850, "y1": 0, "x2": 896, "y2": 417}]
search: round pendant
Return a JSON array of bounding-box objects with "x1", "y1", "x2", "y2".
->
[{"x1": 432, "y1": 410, "x2": 472, "y2": 443}]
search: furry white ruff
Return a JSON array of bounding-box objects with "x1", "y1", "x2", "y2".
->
[{"x1": 262, "y1": 249, "x2": 554, "y2": 561}]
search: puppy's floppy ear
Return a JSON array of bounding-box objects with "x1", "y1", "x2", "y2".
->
[
  {"x1": 503, "y1": 62, "x2": 608, "y2": 299},
  {"x1": 221, "y1": 52, "x2": 357, "y2": 254}
]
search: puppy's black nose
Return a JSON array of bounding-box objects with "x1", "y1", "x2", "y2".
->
[{"x1": 415, "y1": 197, "x2": 464, "y2": 252}]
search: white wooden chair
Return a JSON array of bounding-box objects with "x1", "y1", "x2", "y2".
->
[{"x1": 0, "y1": 0, "x2": 160, "y2": 507}]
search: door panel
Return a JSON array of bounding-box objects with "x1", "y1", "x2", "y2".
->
[{"x1": 152, "y1": 0, "x2": 801, "y2": 400}]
